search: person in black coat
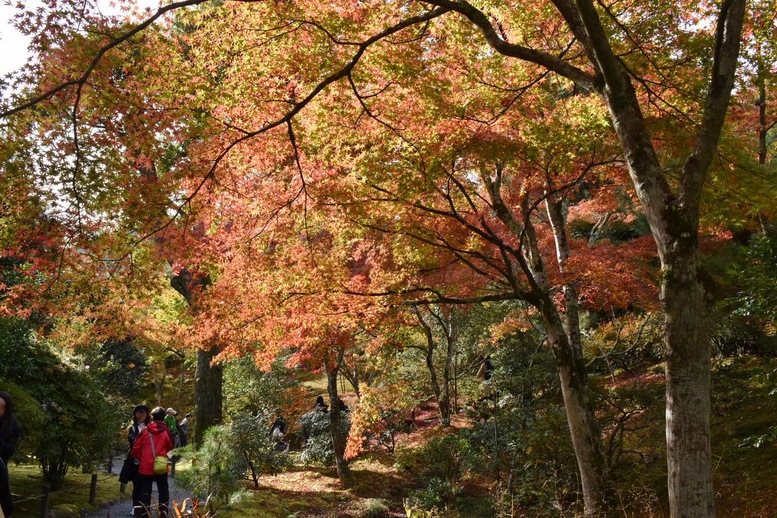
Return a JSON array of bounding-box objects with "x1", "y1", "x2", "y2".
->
[
  {"x1": 0, "y1": 392, "x2": 21, "y2": 466},
  {"x1": 0, "y1": 392, "x2": 21, "y2": 517},
  {"x1": 121, "y1": 404, "x2": 150, "y2": 516},
  {"x1": 337, "y1": 398, "x2": 348, "y2": 413},
  {"x1": 0, "y1": 458, "x2": 12, "y2": 517}
]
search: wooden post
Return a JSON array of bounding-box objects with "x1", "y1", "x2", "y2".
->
[
  {"x1": 89, "y1": 472, "x2": 98, "y2": 504},
  {"x1": 40, "y1": 486, "x2": 49, "y2": 518}
]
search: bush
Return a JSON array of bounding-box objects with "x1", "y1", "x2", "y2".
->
[
  {"x1": 0, "y1": 317, "x2": 42, "y2": 382},
  {"x1": 729, "y1": 229, "x2": 777, "y2": 329},
  {"x1": 175, "y1": 426, "x2": 248, "y2": 513},
  {"x1": 466, "y1": 404, "x2": 580, "y2": 515},
  {"x1": 405, "y1": 477, "x2": 460, "y2": 516},
  {"x1": 583, "y1": 313, "x2": 664, "y2": 375},
  {"x1": 348, "y1": 384, "x2": 415, "y2": 455},
  {"x1": 223, "y1": 358, "x2": 294, "y2": 417},
  {"x1": 400, "y1": 434, "x2": 478, "y2": 515},
  {"x1": 33, "y1": 360, "x2": 123, "y2": 488},
  {"x1": 228, "y1": 411, "x2": 290, "y2": 488},
  {"x1": 459, "y1": 337, "x2": 583, "y2": 515},
  {"x1": 73, "y1": 337, "x2": 149, "y2": 398},
  {"x1": 0, "y1": 378, "x2": 45, "y2": 461},
  {"x1": 177, "y1": 413, "x2": 290, "y2": 511},
  {"x1": 357, "y1": 497, "x2": 392, "y2": 518},
  {"x1": 298, "y1": 409, "x2": 350, "y2": 467},
  {"x1": 417, "y1": 435, "x2": 473, "y2": 487},
  {"x1": 0, "y1": 317, "x2": 123, "y2": 488},
  {"x1": 710, "y1": 315, "x2": 777, "y2": 357}
]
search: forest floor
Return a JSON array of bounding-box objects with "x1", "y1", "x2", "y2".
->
[
  {"x1": 10, "y1": 356, "x2": 777, "y2": 517},
  {"x1": 218, "y1": 404, "x2": 472, "y2": 518},
  {"x1": 213, "y1": 357, "x2": 777, "y2": 518}
]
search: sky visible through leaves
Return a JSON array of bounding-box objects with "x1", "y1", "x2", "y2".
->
[{"x1": 0, "y1": 0, "x2": 158, "y2": 75}]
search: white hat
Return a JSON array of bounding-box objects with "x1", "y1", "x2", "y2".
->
[{"x1": 167, "y1": 407, "x2": 177, "y2": 414}]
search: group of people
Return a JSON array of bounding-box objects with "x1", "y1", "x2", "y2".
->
[
  {"x1": 163, "y1": 408, "x2": 191, "y2": 448},
  {"x1": 120, "y1": 405, "x2": 192, "y2": 518}
]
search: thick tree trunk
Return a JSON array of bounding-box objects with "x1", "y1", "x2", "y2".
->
[
  {"x1": 588, "y1": 2, "x2": 743, "y2": 506},
  {"x1": 193, "y1": 345, "x2": 223, "y2": 445},
  {"x1": 171, "y1": 268, "x2": 223, "y2": 447},
  {"x1": 177, "y1": 360, "x2": 187, "y2": 407},
  {"x1": 663, "y1": 250, "x2": 713, "y2": 517},
  {"x1": 326, "y1": 367, "x2": 353, "y2": 486},
  {"x1": 153, "y1": 362, "x2": 167, "y2": 406}
]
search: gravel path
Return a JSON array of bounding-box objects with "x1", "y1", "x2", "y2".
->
[{"x1": 85, "y1": 457, "x2": 192, "y2": 518}]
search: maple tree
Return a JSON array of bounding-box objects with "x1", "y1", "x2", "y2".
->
[
  {"x1": 2, "y1": 0, "x2": 775, "y2": 515},
  {"x1": 272, "y1": 68, "x2": 657, "y2": 510},
  {"x1": 411, "y1": 305, "x2": 462, "y2": 427}
]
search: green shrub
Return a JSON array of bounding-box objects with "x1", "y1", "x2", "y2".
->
[
  {"x1": 73, "y1": 337, "x2": 149, "y2": 398},
  {"x1": 228, "y1": 411, "x2": 290, "y2": 488},
  {"x1": 223, "y1": 357, "x2": 296, "y2": 417},
  {"x1": 405, "y1": 477, "x2": 459, "y2": 515},
  {"x1": 357, "y1": 497, "x2": 391, "y2": 518},
  {"x1": 349, "y1": 384, "x2": 415, "y2": 454},
  {"x1": 417, "y1": 435, "x2": 473, "y2": 487},
  {"x1": 33, "y1": 361, "x2": 124, "y2": 488},
  {"x1": 175, "y1": 426, "x2": 248, "y2": 513},
  {"x1": 1, "y1": 316, "x2": 125, "y2": 488},
  {"x1": 0, "y1": 377, "x2": 45, "y2": 461},
  {"x1": 465, "y1": 403, "x2": 579, "y2": 514},
  {"x1": 298, "y1": 409, "x2": 350, "y2": 467}
]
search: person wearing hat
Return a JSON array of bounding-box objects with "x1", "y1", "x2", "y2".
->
[
  {"x1": 121, "y1": 405, "x2": 150, "y2": 515},
  {"x1": 164, "y1": 408, "x2": 179, "y2": 448},
  {"x1": 178, "y1": 413, "x2": 192, "y2": 447}
]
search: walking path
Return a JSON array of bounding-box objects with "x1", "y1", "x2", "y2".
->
[{"x1": 85, "y1": 456, "x2": 192, "y2": 518}]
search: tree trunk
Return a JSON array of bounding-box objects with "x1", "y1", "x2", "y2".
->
[
  {"x1": 439, "y1": 311, "x2": 456, "y2": 427},
  {"x1": 543, "y1": 304, "x2": 607, "y2": 516},
  {"x1": 193, "y1": 345, "x2": 223, "y2": 445},
  {"x1": 757, "y1": 64, "x2": 767, "y2": 166},
  {"x1": 413, "y1": 306, "x2": 454, "y2": 426},
  {"x1": 476, "y1": 174, "x2": 609, "y2": 515},
  {"x1": 326, "y1": 367, "x2": 353, "y2": 486},
  {"x1": 153, "y1": 362, "x2": 167, "y2": 406},
  {"x1": 171, "y1": 268, "x2": 223, "y2": 447},
  {"x1": 581, "y1": 0, "x2": 746, "y2": 511},
  {"x1": 663, "y1": 249, "x2": 713, "y2": 517},
  {"x1": 424, "y1": 343, "x2": 444, "y2": 418},
  {"x1": 177, "y1": 360, "x2": 186, "y2": 408}
]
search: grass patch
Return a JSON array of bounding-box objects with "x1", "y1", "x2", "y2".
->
[
  {"x1": 299, "y1": 373, "x2": 329, "y2": 394},
  {"x1": 9, "y1": 462, "x2": 127, "y2": 517}
]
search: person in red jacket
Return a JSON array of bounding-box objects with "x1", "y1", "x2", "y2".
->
[{"x1": 131, "y1": 406, "x2": 174, "y2": 518}]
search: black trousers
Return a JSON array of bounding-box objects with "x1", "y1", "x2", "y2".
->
[
  {"x1": 0, "y1": 459, "x2": 13, "y2": 518},
  {"x1": 134, "y1": 473, "x2": 169, "y2": 518}
]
